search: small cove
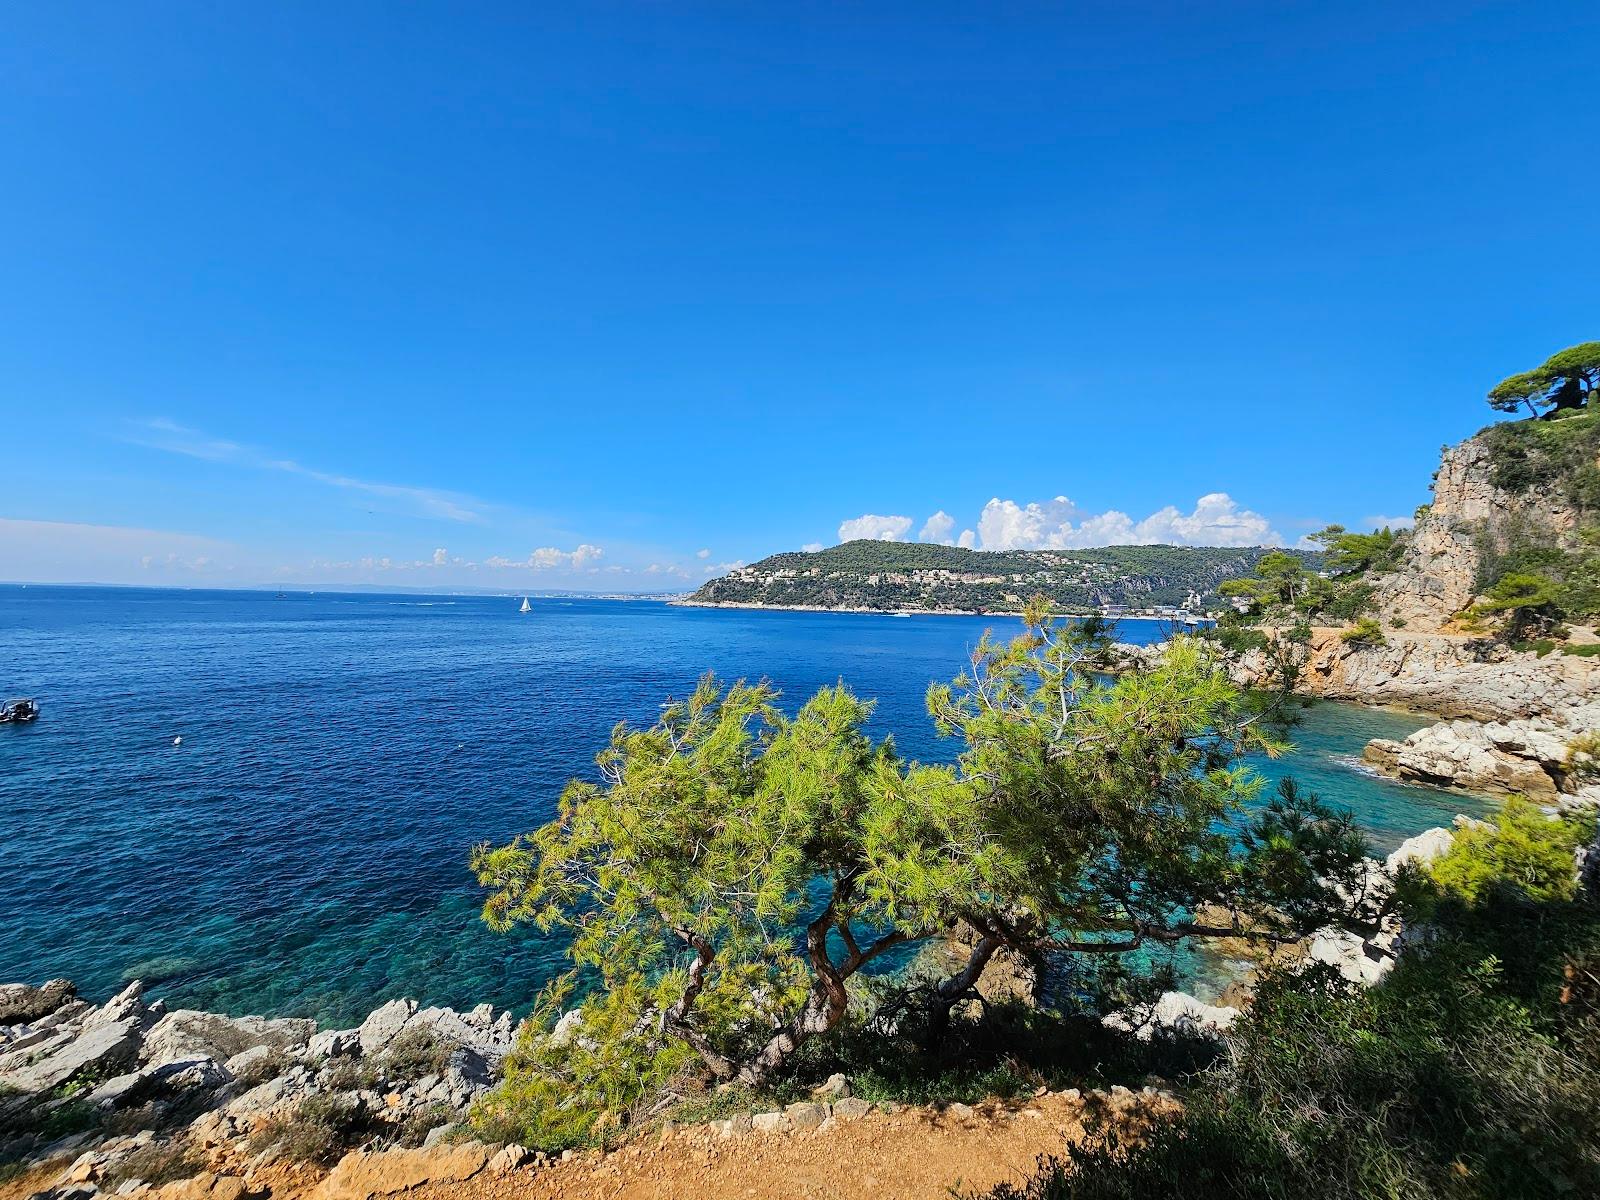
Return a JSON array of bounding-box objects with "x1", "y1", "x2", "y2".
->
[{"x1": 0, "y1": 587, "x2": 1493, "y2": 1024}]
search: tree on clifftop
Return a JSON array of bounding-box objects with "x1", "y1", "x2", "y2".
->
[
  {"x1": 471, "y1": 604, "x2": 1370, "y2": 1145},
  {"x1": 1488, "y1": 341, "x2": 1600, "y2": 419}
]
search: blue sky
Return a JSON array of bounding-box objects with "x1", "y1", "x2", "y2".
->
[{"x1": 3, "y1": 1, "x2": 1596, "y2": 589}]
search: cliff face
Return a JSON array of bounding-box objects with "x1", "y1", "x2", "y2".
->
[{"x1": 1374, "y1": 434, "x2": 1581, "y2": 631}]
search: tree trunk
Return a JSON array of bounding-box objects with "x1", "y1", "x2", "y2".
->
[{"x1": 924, "y1": 932, "x2": 1003, "y2": 1047}]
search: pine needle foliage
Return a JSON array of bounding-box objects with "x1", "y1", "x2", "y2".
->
[{"x1": 472, "y1": 604, "x2": 1369, "y2": 1144}]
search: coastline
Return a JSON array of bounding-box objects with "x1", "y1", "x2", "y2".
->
[{"x1": 674, "y1": 598, "x2": 1126, "y2": 619}]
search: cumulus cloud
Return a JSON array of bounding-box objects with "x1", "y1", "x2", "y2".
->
[
  {"x1": 696, "y1": 548, "x2": 711, "y2": 559},
  {"x1": 838, "y1": 514, "x2": 914, "y2": 543},
  {"x1": 801, "y1": 542, "x2": 824, "y2": 553},
  {"x1": 976, "y1": 493, "x2": 1282, "y2": 550},
  {"x1": 431, "y1": 547, "x2": 449, "y2": 566},
  {"x1": 1362, "y1": 514, "x2": 1415, "y2": 531},
  {"x1": 486, "y1": 544, "x2": 605, "y2": 570},
  {"x1": 919, "y1": 511, "x2": 957, "y2": 545},
  {"x1": 958, "y1": 529, "x2": 976, "y2": 549}
]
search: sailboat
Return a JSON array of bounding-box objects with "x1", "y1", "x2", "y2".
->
[{"x1": 519, "y1": 596, "x2": 532, "y2": 614}]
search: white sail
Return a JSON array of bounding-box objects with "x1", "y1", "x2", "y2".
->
[{"x1": 519, "y1": 596, "x2": 532, "y2": 613}]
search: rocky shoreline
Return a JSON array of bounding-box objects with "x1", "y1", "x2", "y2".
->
[
  {"x1": 0, "y1": 982, "x2": 516, "y2": 1198},
  {"x1": 1, "y1": 812, "x2": 1477, "y2": 1200}
]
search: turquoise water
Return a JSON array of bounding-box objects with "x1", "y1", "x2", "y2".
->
[{"x1": 0, "y1": 587, "x2": 1490, "y2": 1023}]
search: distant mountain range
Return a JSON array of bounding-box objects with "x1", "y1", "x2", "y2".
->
[{"x1": 684, "y1": 540, "x2": 1313, "y2": 614}]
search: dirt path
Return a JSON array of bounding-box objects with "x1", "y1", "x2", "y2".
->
[
  {"x1": 395, "y1": 1091, "x2": 1171, "y2": 1200},
  {"x1": 3, "y1": 1089, "x2": 1175, "y2": 1200}
]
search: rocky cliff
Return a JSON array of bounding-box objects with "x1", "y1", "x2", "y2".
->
[{"x1": 1373, "y1": 431, "x2": 1582, "y2": 632}]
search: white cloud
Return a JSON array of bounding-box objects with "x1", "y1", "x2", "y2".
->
[
  {"x1": 801, "y1": 542, "x2": 824, "y2": 554},
  {"x1": 1362, "y1": 514, "x2": 1415, "y2": 531},
  {"x1": 975, "y1": 493, "x2": 1282, "y2": 550},
  {"x1": 487, "y1": 544, "x2": 606, "y2": 570},
  {"x1": 919, "y1": 511, "x2": 957, "y2": 545},
  {"x1": 957, "y1": 529, "x2": 976, "y2": 549},
  {"x1": 1, "y1": 518, "x2": 231, "y2": 583},
  {"x1": 838, "y1": 514, "x2": 914, "y2": 543},
  {"x1": 431, "y1": 547, "x2": 449, "y2": 566},
  {"x1": 126, "y1": 419, "x2": 487, "y2": 523},
  {"x1": 695, "y1": 548, "x2": 711, "y2": 559}
]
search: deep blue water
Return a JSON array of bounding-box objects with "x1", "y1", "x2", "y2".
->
[{"x1": 0, "y1": 586, "x2": 1489, "y2": 1023}]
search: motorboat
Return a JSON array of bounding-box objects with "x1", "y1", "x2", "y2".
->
[{"x1": 0, "y1": 698, "x2": 39, "y2": 724}]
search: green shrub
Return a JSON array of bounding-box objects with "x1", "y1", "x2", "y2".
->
[
  {"x1": 1480, "y1": 412, "x2": 1600, "y2": 506},
  {"x1": 1425, "y1": 800, "x2": 1594, "y2": 904},
  {"x1": 249, "y1": 1094, "x2": 373, "y2": 1165},
  {"x1": 381, "y1": 1028, "x2": 457, "y2": 1078},
  {"x1": 1340, "y1": 617, "x2": 1386, "y2": 647},
  {"x1": 977, "y1": 893, "x2": 1600, "y2": 1200}
]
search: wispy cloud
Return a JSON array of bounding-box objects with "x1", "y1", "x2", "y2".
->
[
  {"x1": 125, "y1": 419, "x2": 487, "y2": 523},
  {"x1": 0, "y1": 517, "x2": 233, "y2": 583}
]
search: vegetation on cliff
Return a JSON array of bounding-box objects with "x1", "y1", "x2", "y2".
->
[
  {"x1": 982, "y1": 824, "x2": 1600, "y2": 1200},
  {"x1": 1464, "y1": 410, "x2": 1600, "y2": 645},
  {"x1": 686, "y1": 542, "x2": 1314, "y2": 613},
  {"x1": 470, "y1": 605, "x2": 1368, "y2": 1148},
  {"x1": 1487, "y1": 341, "x2": 1600, "y2": 419}
]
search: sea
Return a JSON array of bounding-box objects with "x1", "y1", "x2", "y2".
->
[{"x1": 0, "y1": 586, "x2": 1492, "y2": 1025}]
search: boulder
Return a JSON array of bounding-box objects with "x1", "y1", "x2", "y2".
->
[
  {"x1": 831, "y1": 1096, "x2": 872, "y2": 1121},
  {"x1": 0, "y1": 978, "x2": 77, "y2": 1025},
  {"x1": 1306, "y1": 929, "x2": 1392, "y2": 986},
  {"x1": 811, "y1": 1073, "x2": 850, "y2": 1100},
  {"x1": 1385, "y1": 827, "x2": 1454, "y2": 873},
  {"x1": 785, "y1": 1101, "x2": 829, "y2": 1130},
  {"x1": 751, "y1": 1110, "x2": 787, "y2": 1134},
  {"x1": 488, "y1": 1144, "x2": 532, "y2": 1175},
  {"x1": 1102, "y1": 991, "x2": 1238, "y2": 1042}
]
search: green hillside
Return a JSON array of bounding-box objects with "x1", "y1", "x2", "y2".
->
[{"x1": 686, "y1": 540, "x2": 1315, "y2": 613}]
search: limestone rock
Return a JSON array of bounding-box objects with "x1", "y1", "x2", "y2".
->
[
  {"x1": 0, "y1": 978, "x2": 77, "y2": 1025},
  {"x1": 488, "y1": 1143, "x2": 532, "y2": 1175},
  {"x1": 1362, "y1": 699, "x2": 1600, "y2": 801},
  {"x1": 5, "y1": 1017, "x2": 143, "y2": 1092},
  {"x1": 314, "y1": 1142, "x2": 493, "y2": 1200},
  {"x1": 785, "y1": 1101, "x2": 829, "y2": 1130},
  {"x1": 307, "y1": 1028, "x2": 361, "y2": 1059},
  {"x1": 147, "y1": 1173, "x2": 248, "y2": 1200},
  {"x1": 1102, "y1": 991, "x2": 1238, "y2": 1042},
  {"x1": 811, "y1": 1073, "x2": 850, "y2": 1100},
  {"x1": 357, "y1": 1000, "x2": 418, "y2": 1057},
  {"x1": 142, "y1": 1010, "x2": 314, "y2": 1067},
  {"x1": 1385, "y1": 827, "x2": 1454, "y2": 873},
  {"x1": 1307, "y1": 929, "x2": 1392, "y2": 986},
  {"x1": 831, "y1": 1096, "x2": 872, "y2": 1121},
  {"x1": 751, "y1": 1110, "x2": 787, "y2": 1134}
]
